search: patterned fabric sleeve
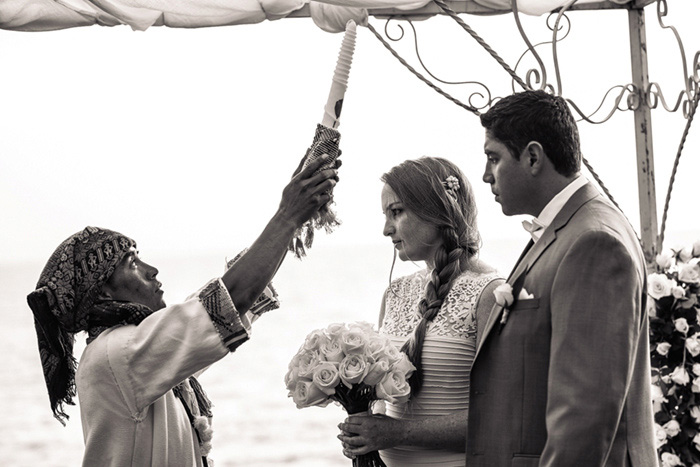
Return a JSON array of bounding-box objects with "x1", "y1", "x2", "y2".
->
[
  {"x1": 226, "y1": 249, "x2": 281, "y2": 317},
  {"x1": 198, "y1": 278, "x2": 251, "y2": 352}
]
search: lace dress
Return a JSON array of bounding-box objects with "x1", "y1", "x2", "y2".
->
[{"x1": 379, "y1": 268, "x2": 500, "y2": 466}]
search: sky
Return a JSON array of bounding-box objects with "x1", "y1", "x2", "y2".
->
[{"x1": 1, "y1": 2, "x2": 699, "y2": 271}]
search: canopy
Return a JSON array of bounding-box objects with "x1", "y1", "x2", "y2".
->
[{"x1": 1, "y1": 0, "x2": 633, "y2": 33}]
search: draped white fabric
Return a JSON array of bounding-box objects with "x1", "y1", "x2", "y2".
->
[{"x1": 0, "y1": 0, "x2": 632, "y2": 33}]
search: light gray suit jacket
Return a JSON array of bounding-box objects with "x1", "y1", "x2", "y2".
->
[{"x1": 466, "y1": 183, "x2": 658, "y2": 466}]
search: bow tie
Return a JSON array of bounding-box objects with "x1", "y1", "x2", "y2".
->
[{"x1": 522, "y1": 218, "x2": 545, "y2": 242}]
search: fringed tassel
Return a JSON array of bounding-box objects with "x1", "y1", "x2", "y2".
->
[
  {"x1": 290, "y1": 124, "x2": 342, "y2": 259},
  {"x1": 28, "y1": 289, "x2": 78, "y2": 426},
  {"x1": 189, "y1": 376, "x2": 213, "y2": 418}
]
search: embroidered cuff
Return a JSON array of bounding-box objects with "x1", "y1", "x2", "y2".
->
[
  {"x1": 226, "y1": 249, "x2": 281, "y2": 316},
  {"x1": 198, "y1": 278, "x2": 250, "y2": 352}
]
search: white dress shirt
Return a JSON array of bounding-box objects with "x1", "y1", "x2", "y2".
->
[{"x1": 523, "y1": 175, "x2": 588, "y2": 242}]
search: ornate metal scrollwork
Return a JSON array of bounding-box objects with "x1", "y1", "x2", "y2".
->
[
  {"x1": 382, "y1": 18, "x2": 493, "y2": 111},
  {"x1": 368, "y1": 0, "x2": 698, "y2": 124}
]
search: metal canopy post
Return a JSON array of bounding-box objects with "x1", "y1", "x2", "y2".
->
[{"x1": 628, "y1": 4, "x2": 658, "y2": 266}]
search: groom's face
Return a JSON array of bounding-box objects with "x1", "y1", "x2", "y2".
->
[{"x1": 482, "y1": 131, "x2": 533, "y2": 216}]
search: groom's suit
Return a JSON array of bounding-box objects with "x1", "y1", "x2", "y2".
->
[{"x1": 466, "y1": 182, "x2": 657, "y2": 466}]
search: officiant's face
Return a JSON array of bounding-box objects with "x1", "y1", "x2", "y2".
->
[
  {"x1": 483, "y1": 130, "x2": 533, "y2": 216},
  {"x1": 102, "y1": 248, "x2": 166, "y2": 311},
  {"x1": 381, "y1": 184, "x2": 441, "y2": 266}
]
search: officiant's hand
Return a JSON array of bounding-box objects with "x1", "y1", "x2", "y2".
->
[
  {"x1": 337, "y1": 413, "x2": 405, "y2": 457},
  {"x1": 278, "y1": 154, "x2": 341, "y2": 228}
]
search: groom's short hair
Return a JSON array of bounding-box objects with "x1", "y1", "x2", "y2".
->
[{"x1": 480, "y1": 90, "x2": 581, "y2": 177}]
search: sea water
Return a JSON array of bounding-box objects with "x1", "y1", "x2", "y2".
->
[{"x1": 1, "y1": 241, "x2": 520, "y2": 466}]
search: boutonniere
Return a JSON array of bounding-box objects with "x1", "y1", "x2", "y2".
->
[{"x1": 493, "y1": 284, "x2": 534, "y2": 333}]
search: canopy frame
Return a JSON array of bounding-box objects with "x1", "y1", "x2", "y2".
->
[{"x1": 293, "y1": 0, "x2": 698, "y2": 266}]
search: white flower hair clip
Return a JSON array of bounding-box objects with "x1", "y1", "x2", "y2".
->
[{"x1": 442, "y1": 175, "x2": 460, "y2": 198}]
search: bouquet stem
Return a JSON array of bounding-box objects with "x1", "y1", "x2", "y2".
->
[{"x1": 333, "y1": 384, "x2": 387, "y2": 467}]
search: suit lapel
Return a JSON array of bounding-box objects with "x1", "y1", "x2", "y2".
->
[{"x1": 475, "y1": 182, "x2": 601, "y2": 357}]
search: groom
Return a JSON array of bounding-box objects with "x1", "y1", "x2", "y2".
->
[{"x1": 467, "y1": 91, "x2": 657, "y2": 466}]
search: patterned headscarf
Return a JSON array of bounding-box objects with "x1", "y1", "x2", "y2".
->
[{"x1": 27, "y1": 226, "x2": 136, "y2": 424}]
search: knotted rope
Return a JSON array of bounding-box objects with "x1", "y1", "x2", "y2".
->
[{"x1": 659, "y1": 89, "x2": 700, "y2": 252}]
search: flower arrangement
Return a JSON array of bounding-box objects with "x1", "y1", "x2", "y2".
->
[
  {"x1": 285, "y1": 322, "x2": 415, "y2": 467},
  {"x1": 649, "y1": 240, "x2": 700, "y2": 466}
]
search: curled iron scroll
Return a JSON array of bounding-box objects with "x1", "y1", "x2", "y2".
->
[{"x1": 382, "y1": 17, "x2": 493, "y2": 110}]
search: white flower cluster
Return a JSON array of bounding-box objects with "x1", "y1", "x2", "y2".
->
[
  {"x1": 443, "y1": 175, "x2": 460, "y2": 192},
  {"x1": 285, "y1": 322, "x2": 416, "y2": 409},
  {"x1": 650, "y1": 239, "x2": 700, "y2": 464}
]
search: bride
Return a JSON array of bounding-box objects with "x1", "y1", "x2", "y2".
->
[{"x1": 338, "y1": 156, "x2": 503, "y2": 466}]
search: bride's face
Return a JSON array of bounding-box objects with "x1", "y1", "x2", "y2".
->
[{"x1": 381, "y1": 184, "x2": 441, "y2": 267}]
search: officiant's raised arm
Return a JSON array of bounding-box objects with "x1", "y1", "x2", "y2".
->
[{"x1": 222, "y1": 154, "x2": 339, "y2": 313}]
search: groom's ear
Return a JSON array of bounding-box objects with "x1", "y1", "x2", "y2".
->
[{"x1": 523, "y1": 141, "x2": 546, "y2": 176}]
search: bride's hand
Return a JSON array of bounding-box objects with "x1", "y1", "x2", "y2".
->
[{"x1": 337, "y1": 414, "x2": 405, "y2": 458}]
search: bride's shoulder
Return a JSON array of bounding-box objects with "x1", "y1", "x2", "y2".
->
[
  {"x1": 452, "y1": 267, "x2": 502, "y2": 291},
  {"x1": 385, "y1": 269, "x2": 428, "y2": 294}
]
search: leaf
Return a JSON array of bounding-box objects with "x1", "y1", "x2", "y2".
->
[{"x1": 680, "y1": 295, "x2": 699, "y2": 309}]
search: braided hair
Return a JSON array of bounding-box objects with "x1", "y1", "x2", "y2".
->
[{"x1": 382, "y1": 157, "x2": 481, "y2": 396}]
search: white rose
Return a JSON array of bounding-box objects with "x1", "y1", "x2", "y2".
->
[
  {"x1": 312, "y1": 362, "x2": 341, "y2": 396},
  {"x1": 493, "y1": 283, "x2": 514, "y2": 307},
  {"x1": 303, "y1": 329, "x2": 328, "y2": 352},
  {"x1": 679, "y1": 262, "x2": 700, "y2": 284},
  {"x1": 693, "y1": 239, "x2": 700, "y2": 257},
  {"x1": 651, "y1": 383, "x2": 665, "y2": 402},
  {"x1": 691, "y1": 405, "x2": 700, "y2": 423},
  {"x1": 367, "y1": 335, "x2": 390, "y2": 360},
  {"x1": 340, "y1": 328, "x2": 369, "y2": 355},
  {"x1": 325, "y1": 323, "x2": 347, "y2": 340},
  {"x1": 656, "y1": 342, "x2": 672, "y2": 356},
  {"x1": 382, "y1": 341, "x2": 404, "y2": 365},
  {"x1": 284, "y1": 366, "x2": 300, "y2": 392},
  {"x1": 348, "y1": 321, "x2": 375, "y2": 334},
  {"x1": 688, "y1": 335, "x2": 700, "y2": 357},
  {"x1": 338, "y1": 354, "x2": 370, "y2": 388},
  {"x1": 671, "y1": 285, "x2": 687, "y2": 299},
  {"x1": 671, "y1": 365, "x2": 690, "y2": 385},
  {"x1": 320, "y1": 338, "x2": 345, "y2": 363},
  {"x1": 693, "y1": 363, "x2": 700, "y2": 376},
  {"x1": 647, "y1": 298, "x2": 657, "y2": 318},
  {"x1": 392, "y1": 353, "x2": 417, "y2": 379},
  {"x1": 663, "y1": 419, "x2": 682, "y2": 437},
  {"x1": 656, "y1": 250, "x2": 675, "y2": 270},
  {"x1": 654, "y1": 423, "x2": 668, "y2": 449},
  {"x1": 692, "y1": 377, "x2": 700, "y2": 393},
  {"x1": 376, "y1": 370, "x2": 412, "y2": 405},
  {"x1": 363, "y1": 359, "x2": 391, "y2": 387},
  {"x1": 694, "y1": 433, "x2": 700, "y2": 450},
  {"x1": 680, "y1": 245, "x2": 694, "y2": 263},
  {"x1": 651, "y1": 384, "x2": 667, "y2": 413},
  {"x1": 649, "y1": 273, "x2": 673, "y2": 299},
  {"x1": 291, "y1": 380, "x2": 329, "y2": 409},
  {"x1": 674, "y1": 317, "x2": 689, "y2": 334},
  {"x1": 296, "y1": 349, "x2": 322, "y2": 379},
  {"x1": 661, "y1": 452, "x2": 682, "y2": 467}
]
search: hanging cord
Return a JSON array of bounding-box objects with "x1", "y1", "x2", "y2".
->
[
  {"x1": 366, "y1": 22, "x2": 480, "y2": 115},
  {"x1": 580, "y1": 156, "x2": 623, "y2": 214},
  {"x1": 659, "y1": 90, "x2": 700, "y2": 252},
  {"x1": 432, "y1": 0, "x2": 529, "y2": 91},
  {"x1": 581, "y1": 154, "x2": 642, "y2": 247}
]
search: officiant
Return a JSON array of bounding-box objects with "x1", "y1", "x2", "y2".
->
[{"x1": 26, "y1": 153, "x2": 339, "y2": 467}]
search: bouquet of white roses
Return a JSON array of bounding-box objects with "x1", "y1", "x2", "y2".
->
[
  {"x1": 285, "y1": 321, "x2": 415, "y2": 467},
  {"x1": 649, "y1": 240, "x2": 700, "y2": 466}
]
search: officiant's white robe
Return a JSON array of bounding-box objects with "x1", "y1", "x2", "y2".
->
[{"x1": 76, "y1": 278, "x2": 251, "y2": 467}]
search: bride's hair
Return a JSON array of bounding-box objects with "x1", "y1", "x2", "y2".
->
[{"x1": 382, "y1": 156, "x2": 481, "y2": 396}]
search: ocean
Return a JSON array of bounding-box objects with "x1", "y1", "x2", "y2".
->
[{"x1": 0, "y1": 239, "x2": 525, "y2": 466}]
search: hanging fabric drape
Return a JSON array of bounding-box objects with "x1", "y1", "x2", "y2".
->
[{"x1": 0, "y1": 0, "x2": 632, "y2": 33}]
